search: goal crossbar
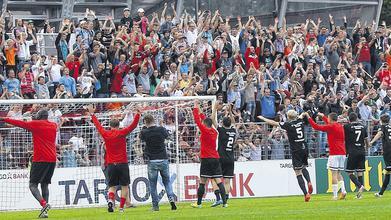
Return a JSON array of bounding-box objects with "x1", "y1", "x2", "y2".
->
[{"x1": 0, "y1": 96, "x2": 216, "y2": 105}]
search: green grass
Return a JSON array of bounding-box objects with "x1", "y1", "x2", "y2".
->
[{"x1": 2, "y1": 192, "x2": 391, "y2": 220}]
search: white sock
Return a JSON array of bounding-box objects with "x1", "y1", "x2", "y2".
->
[
  {"x1": 339, "y1": 181, "x2": 346, "y2": 194},
  {"x1": 332, "y1": 184, "x2": 338, "y2": 198}
]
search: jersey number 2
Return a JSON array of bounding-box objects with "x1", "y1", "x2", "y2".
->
[{"x1": 227, "y1": 137, "x2": 235, "y2": 149}]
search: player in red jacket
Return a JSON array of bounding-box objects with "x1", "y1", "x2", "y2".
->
[
  {"x1": 191, "y1": 100, "x2": 227, "y2": 208},
  {"x1": 88, "y1": 106, "x2": 141, "y2": 213},
  {"x1": 305, "y1": 112, "x2": 347, "y2": 200},
  {"x1": 2, "y1": 109, "x2": 57, "y2": 218}
]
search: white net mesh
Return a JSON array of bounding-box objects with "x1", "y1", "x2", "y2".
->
[{"x1": 0, "y1": 96, "x2": 215, "y2": 211}]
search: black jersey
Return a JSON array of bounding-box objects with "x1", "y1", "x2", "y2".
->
[
  {"x1": 279, "y1": 119, "x2": 306, "y2": 152},
  {"x1": 381, "y1": 124, "x2": 391, "y2": 155},
  {"x1": 217, "y1": 126, "x2": 237, "y2": 161},
  {"x1": 344, "y1": 122, "x2": 367, "y2": 155}
]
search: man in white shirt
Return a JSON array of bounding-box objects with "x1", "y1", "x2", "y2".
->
[
  {"x1": 184, "y1": 21, "x2": 198, "y2": 46},
  {"x1": 47, "y1": 56, "x2": 64, "y2": 97},
  {"x1": 160, "y1": 72, "x2": 173, "y2": 92},
  {"x1": 197, "y1": 35, "x2": 213, "y2": 55},
  {"x1": 122, "y1": 72, "x2": 137, "y2": 95},
  {"x1": 17, "y1": 32, "x2": 36, "y2": 70}
]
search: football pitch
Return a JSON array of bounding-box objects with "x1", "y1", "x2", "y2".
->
[{"x1": 2, "y1": 192, "x2": 391, "y2": 220}]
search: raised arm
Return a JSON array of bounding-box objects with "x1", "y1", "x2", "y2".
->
[
  {"x1": 317, "y1": 113, "x2": 329, "y2": 124},
  {"x1": 91, "y1": 114, "x2": 107, "y2": 136},
  {"x1": 211, "y1": 101, "x2": 218, "y2": 128},
  {"x1": 369, "y1": 130, "x2": 383, "y2": 146},
  {"x1": 193, "y1": 100, "x2": 208, "y2": 132},
  {"x1": 120, "y1": 113, "x2": 141, "y2": 135},
  {"x1": 3, "y1": 118, "x2": 32, "y2": 131},
  {"x1": 257, "y1": 115, "x2": 279, "y2": 127},
  {"x1": 308, "y1": 116, "x2": 330, "y2": 132}
]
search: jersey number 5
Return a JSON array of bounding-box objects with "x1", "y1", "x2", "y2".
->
[{"x1": 296, "y1": 127, "x2": 304, "y2": 139}]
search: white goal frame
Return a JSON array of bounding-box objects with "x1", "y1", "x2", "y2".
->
[{"x1": 0, "y1": 96, "x2": 216, "y2": 211}]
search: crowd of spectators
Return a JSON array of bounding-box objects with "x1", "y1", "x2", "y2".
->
[{"x1": 0, "y1": 3, "x2": 390, "y2": 168}]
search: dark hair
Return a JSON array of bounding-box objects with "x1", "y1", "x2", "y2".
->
[
  {"x1": 380, "y1": 114, "x2": 390, "y2": 124},
  {"x1": 328, "y1": 112, "x2": 338, "y2": 122},
  {"x1": 143, "y1": 114, "x2": 155, "y2": 125},
  {"x1": 203, "y1": 118, "x2": 213, "y2": 127},
  {"x1": 222, "y1": 117, "x2": 231, "y2": 127},
  {"x1": 110, "y1": 119, "x2": 120, "y2": 128},
  {"x1": 348, "y1": 112, "x2": 358, "y2": 122},
  {"x1": 34, "y1": 110, "x2": 48, "y2": 120},
  {"x1": 150, "y1": 73, "x2": 158, "y2": 87}
]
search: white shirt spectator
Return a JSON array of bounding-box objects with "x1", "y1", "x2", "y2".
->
[
  {"x1": 17, "y1": 40, "x2": 34, "y2": 59},
  {"x1": 229, "y1": 34, "x2": 240, "y2": 52},
  {"x1": 49, "y1": 64, "x2": 62, "y2": 83},
  {"x1": 120, "y1": 112, "x2": 134, "y2": 128},
  {"x1": 185, "y1": 29, "x2": 198, "y2": 46},
  {"x1": 123, "y1": 73, "x2": 137, "y2": 94},
  {"x1": 197, "y1": 43, "x2": 213, "y2": 56},
  {"x1": 358, "y1": 100, "x2": 371, "y2": 121},
  {"x1": 69, "y1": 136, "x2": 87, "y2": 152},
  {"x1": 160, "y1": 79, "x2": 173, "y2": 91},
  {"x1": 78, "y1": 75, "x2": 94, "y2": 94}
]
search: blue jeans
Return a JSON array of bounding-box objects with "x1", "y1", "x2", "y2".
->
[
  {"x1": 246, "y1": 101, "x2": 256, "y2": 121},
  {"x1": 361, "y1": 61, "x2": 372, "y2": 75},
  {"x1": 147, "y1": 160, "x2": 175, "y2": 207}
]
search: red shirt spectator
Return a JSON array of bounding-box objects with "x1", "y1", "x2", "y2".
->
[
  {"x1": 203, "y1": 49, "x2": 220, "y2": 76},
  {"x1": 357, "y1": 41, "x2": 371, "y2": 63},
  {"x1": 65, "y1": 57, "x2": 81, "y2": 80},
  {"x1": 18, "y1": 69, "x2": 35, "y2": 96},
  {"x1": 377, "y1": 67, "x2": 391, "y2": 88},
  {"x1": 245, "y1": 46, "x2": 261, "y2": 71},
  {"x1": 111, "y1": 61, "x2": 131, "y2": 93}
]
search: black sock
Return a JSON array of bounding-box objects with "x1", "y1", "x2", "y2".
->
[
  {"x1": 41, "y1": 184, "x2": 49, "y2": 202},
  {"x1": 29, "y1": 183, "x2": 43, "y2": 203},
  {"x1": 358, "y1": 175, "x2": 364, "y2": 186},
  {"x1": 197, "y1": 184, "x2": 205, "y2": 205},
  {"x1": 217, "y1": 183, "x2": 227, "y2": 204},
  {"x1": 226, "y1": 194, "x2": 229, "y2": 201},
  {"x1": 380, "y1": 174, "x2": 391, "y2": 195},
  {"x1": 302, "y1": 168, "x2": 311, "y2": 183},
  {"x1": 214, "y1": 190, "x2": 221, "y2": 201},
  {"x1": 349, "y1": 174, "x2": 362, "y2": 189},
  {"x1": 296, "y1": 175, "x2": 307, "y2": 195}
]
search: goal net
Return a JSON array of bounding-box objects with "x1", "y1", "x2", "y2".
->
[{"x1": 0, "y1": 96, "x2": 215, "y2": 211}]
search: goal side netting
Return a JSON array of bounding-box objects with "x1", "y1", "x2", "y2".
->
[{"x1": 0, "y1": 96, "x2": 215, "y2": 211}]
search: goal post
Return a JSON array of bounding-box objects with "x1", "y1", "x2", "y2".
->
[{"x1": 0, "y1": 96, "x2": 216, "y2": 211}]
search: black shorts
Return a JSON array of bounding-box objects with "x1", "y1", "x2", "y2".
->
[
  {"x1": 345, "y1": 153, "x2": 365, "y2": 172},
  {"x1": 200, "y1": 158, "x2": 222, "y2": 178},
  {"x1": 292, "y1": 149, "x2": 309, "y2": 170},
  {"x1": 107, "y1": 163, "x2": 130, "y2": 187},
  {"x1": 220, "y1": 159, "x2": 234, "y2": 178},
  {"x1": 384, "y1": 153, "x2": 391, "y2": 171},
  {"x1": 30, "y1": 162, "x2": 56, "y2": 184}
]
